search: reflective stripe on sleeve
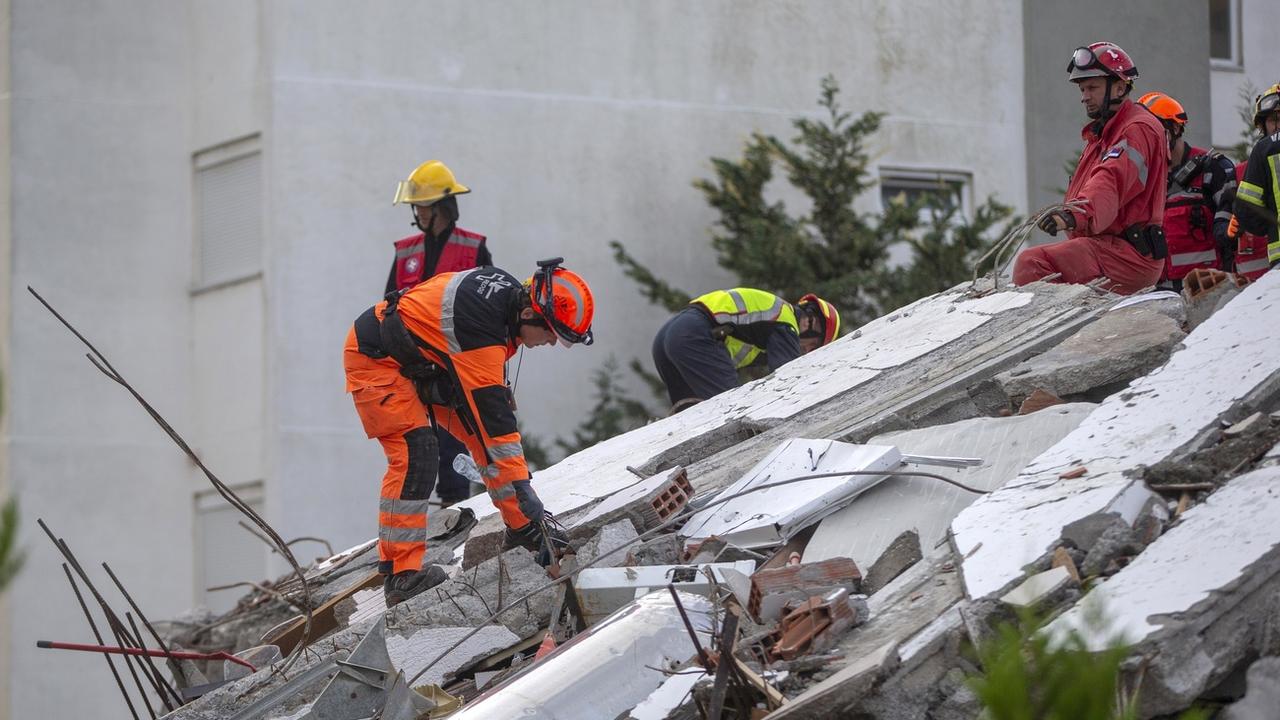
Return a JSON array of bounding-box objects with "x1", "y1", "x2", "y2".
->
[
  {"x1": 1108, "y1": 139, "x2": 1148, "y2": 185},
  {"x1": 488, "y1": 442, "x2": 524, "y2": 460},
  {"x1": 439, "y1": 268, "x2": 481, "y2": 354},
  {"x1": 1237, "y1": 181, "x2": 1266, "y2": 207}
]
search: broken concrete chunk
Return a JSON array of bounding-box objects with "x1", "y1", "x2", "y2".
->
[
  {"x1": 394, "y1": 547, "x2": 555, "y2": 639},
  {"x1": 1079, "y1": 518, "x2": 1144, "y2": 577},
  {"x1": 764, "y1": 641, "x2": 900, "y2": 719},
  {"x1": 1183, "y1": 267, "x2": 1245, "y2": 331},
  {"x1": 384, "y1": 625, "x2": 519, "y2": 688},
  {"x1": 628, "y1": 534, "x2": 683, "y2": 567},
  {"x1": 1222, "y1": 657, "x2": 1280, "y2": 720},
  {"x1": 1110, "y1": 289, "x2": 1186, "y2": 326},
  {"x1": 1045, "y1": 465, "x2": 1280, "y2": 717},
  {"x1": 574, "y1": 519, "x2": 640, "y2": 569},
  {"x1": 861, "y1": 530, "x2": 923, "y2": 597},
  {"x1": 749, "y1": 557, "x2": 861, "y2": 622},
  {"x1": 953, "y1": 271, "x2": 1280, "y2": 602},
  {"x1": 999, "y1": 566, "x2": 1075, "y2": 609},
  {"x1": 993, "y1": 305, "x2": 1185, "y2": 406},
  {"x1": 571, "y1": 466, "x2": 693, "y2": 536}
]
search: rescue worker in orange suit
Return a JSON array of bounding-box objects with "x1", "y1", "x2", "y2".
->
[
  {"x1": 652, "y1": 288, "x2": 840, "y2": 412},
  {"x1": 345, "y1": 259, "x2": 594, "y2": 605},
  {"x1": 385, "y1": 160, "x2": 493, "y2": 507},
  {"x1": 1135, "y1": 92, "x2": 1237, "y2": 291},
  {"x1": 1230, "y1": 83, "x2": 1280, "y2": 280},
  {"x1": 1013, "y1": 42, "x2": 1170, "y2": 295}
]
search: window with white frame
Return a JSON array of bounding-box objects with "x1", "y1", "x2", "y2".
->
[
  {"x1": 1209, "y1": 0, "x2": 1240, "y2": 67},
  {"x1": 195, "y1": 483, "x2": 266, "y2": 614},
  {"x1": 193, "y1": 136, "x2": 262, "y2": 290},
  {"x1": 879, "y1": 168, "x2": 971, "y2": 223}
]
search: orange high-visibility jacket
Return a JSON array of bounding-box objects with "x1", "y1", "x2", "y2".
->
[{"x1": 357, "y1": 268, "x2": 531, "y2": 524}]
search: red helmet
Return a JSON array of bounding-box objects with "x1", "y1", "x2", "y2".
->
[
  {"x1": 797, "y1": 294, "x2": 841, "y2": 346},
  {"x1": 1068, "y1": 42, "x2": 1138, "y2": 83}
]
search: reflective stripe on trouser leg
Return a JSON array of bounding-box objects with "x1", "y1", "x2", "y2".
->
[{"x1": 377, "y1": 426, "x2": 439, "y2": 574}]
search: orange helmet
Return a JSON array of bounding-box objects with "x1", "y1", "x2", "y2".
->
[
  {"x1": 1138, "y1": 92, "x2": 1188, "y2": 127},
  {"x1": 797, "y1": 294, "x2": 841, "y2": 346},
  {"x1": 527, "y1": 258, "x2": 594, "y2": 346}
]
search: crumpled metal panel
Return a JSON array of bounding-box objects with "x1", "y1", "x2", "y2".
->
[
  {"x1": 448, "y1": 591, "x2": 714, "y2": 720},
  {"x1": 680, "y1": 439, "x2": 902, "y2": 549}
]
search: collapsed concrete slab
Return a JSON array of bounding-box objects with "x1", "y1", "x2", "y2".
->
[
  {"x1": 455, "y1": 283, "x2": 1111, "y2": 533},
  {"x1": 574, "y1": 561, "x2": 754, "y2": 625},
  {"x1": 803, "y1": 404, "x2": 1094, "y2": 570},
  {"x1": 1045, "y1": 463, "x2": 1280, "y2": 717},
  {"x1": 988, "y1": 305, "x2": 1185, "y2": 408},
  {"x1": 952, "y1": 271, "x2": 1280, "y2": 601},
  {"x1": 448, "y1": 591, "x2": 714, "y2": 720}
]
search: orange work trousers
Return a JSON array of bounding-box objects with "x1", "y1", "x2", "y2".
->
[
  {"x1": 344, "y1": 328, "x2": 437, "y2": 575},
  {"x1": 1013, "y1": 235, "x2": 1164, "y2": 296},
  {"x1": 344, "y1": 327, "x2": 534, "y2": 575}
]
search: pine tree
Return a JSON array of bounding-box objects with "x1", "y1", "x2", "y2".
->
[{"x1": 553, "y1": 356, "x2": 655, "y2": 456}]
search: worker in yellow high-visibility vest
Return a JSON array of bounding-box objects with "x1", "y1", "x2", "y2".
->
[{"x1": 652, "y1": 288, "x2": 839, "y2": 412}]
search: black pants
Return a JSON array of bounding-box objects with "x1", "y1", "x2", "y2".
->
[
  {"x1": 651, "y1": 308, "x2": 739, "y2": 406},
  {"x1": 434, "y1": 426, "x2": 473, "y2": 503}
]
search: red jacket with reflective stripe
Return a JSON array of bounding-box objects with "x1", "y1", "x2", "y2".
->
[
  {"x1": 1162, "y1": 146, "x2": 1231, "y2": 280},
  {"x1": 1064, "y1": 100, "x2": 1169, "y2": 241},
  {"x1": 1234, "y1": 162, "x2": 1272, "y2": 280},
  {"x1": 392, "y1": 226, "x2": 487, "y2": 291}
]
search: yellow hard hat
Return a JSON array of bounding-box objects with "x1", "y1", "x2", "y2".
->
[{"x1": 392, "y1": 160, "x2": 470, "y2": 206}]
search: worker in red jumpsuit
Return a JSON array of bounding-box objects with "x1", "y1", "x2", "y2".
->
[
  {"x1": 1135, "y1": 92, "x2": 1237, "y2": 291},
  {"x1": 345, "y1": 259, "x2": 594, "y2": 605},
  {"x1": 1014, "y1": 42, "x2": 1169, "y2": 295}
]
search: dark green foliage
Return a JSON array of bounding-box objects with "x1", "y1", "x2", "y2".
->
[
  {"x1": 970, "y1": 607, "x2": 1208, "y2": 720},
  {"x1": 562, "y1": 76, "x2": 1014, "y2": 458},
  {"x1": 609, "y1": 240, "x2": 692, "y2": 313},
  {"x1": 0, "y1": 496, "x2": 23, "y2": 593},
  {"x1": 1228, "y1": 80, "x2": 1261, "y2": 164},
  {"x1": 877, "y1": 197, "x2": 1019, "y2": 312}
]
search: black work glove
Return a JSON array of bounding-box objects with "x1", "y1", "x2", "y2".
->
[
  {"x1": 502, "y1": 516, "x2": 572, "y2": 567},
  {"x1": 1038, "y1": 210, "x2": 1077, "y2": 237}
]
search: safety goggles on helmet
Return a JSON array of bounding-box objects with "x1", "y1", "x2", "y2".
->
[
  {"x1": 530, "y1": 257, "x2": 594, "y2": 347},
  {"x1": 1067, "y1": 43, "x2": 1137, "y2": 82},
  {"x1": 1256, "y1": 87, "x2": 1280, "y2": 125}
]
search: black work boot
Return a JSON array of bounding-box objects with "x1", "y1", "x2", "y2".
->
[{"x1": 383, "y1": 565, "x2": 449, "y2": 607}]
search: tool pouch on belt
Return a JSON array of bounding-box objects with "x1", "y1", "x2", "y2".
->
[
  {"x1": 1123, "y1": 223, "x2": 1169, "y2": 260},
  {"x1": 379, "y1": 304, "x2": 458, "y2": 407}
]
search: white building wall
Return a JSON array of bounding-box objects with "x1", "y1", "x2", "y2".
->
[
  {"x1": 264, "y1": 0, "x2": 1028, "y2": 570},
  {"x1": 3, "y1": 1, "x2": 1031, "y2": 716},
  {"x1": 5, "y1": 2, "x2": 197, "y2": 718},
  {"x1": 1209, "y1": 0, "x2": 1280, "y2": 151}
]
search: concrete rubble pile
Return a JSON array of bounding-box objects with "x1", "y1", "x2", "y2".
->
[{"x1": 152, "y1": 273, "x2": 1280, "y2": 719}]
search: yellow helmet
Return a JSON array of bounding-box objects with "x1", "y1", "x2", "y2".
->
[{"x1": 392, "y1": 160, "x2": 470, "y2": 206}]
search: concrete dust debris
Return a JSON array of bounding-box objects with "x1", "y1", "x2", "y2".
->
[{"x1": 999, "y1": 566, "x2": 1075, "y2": 609}]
